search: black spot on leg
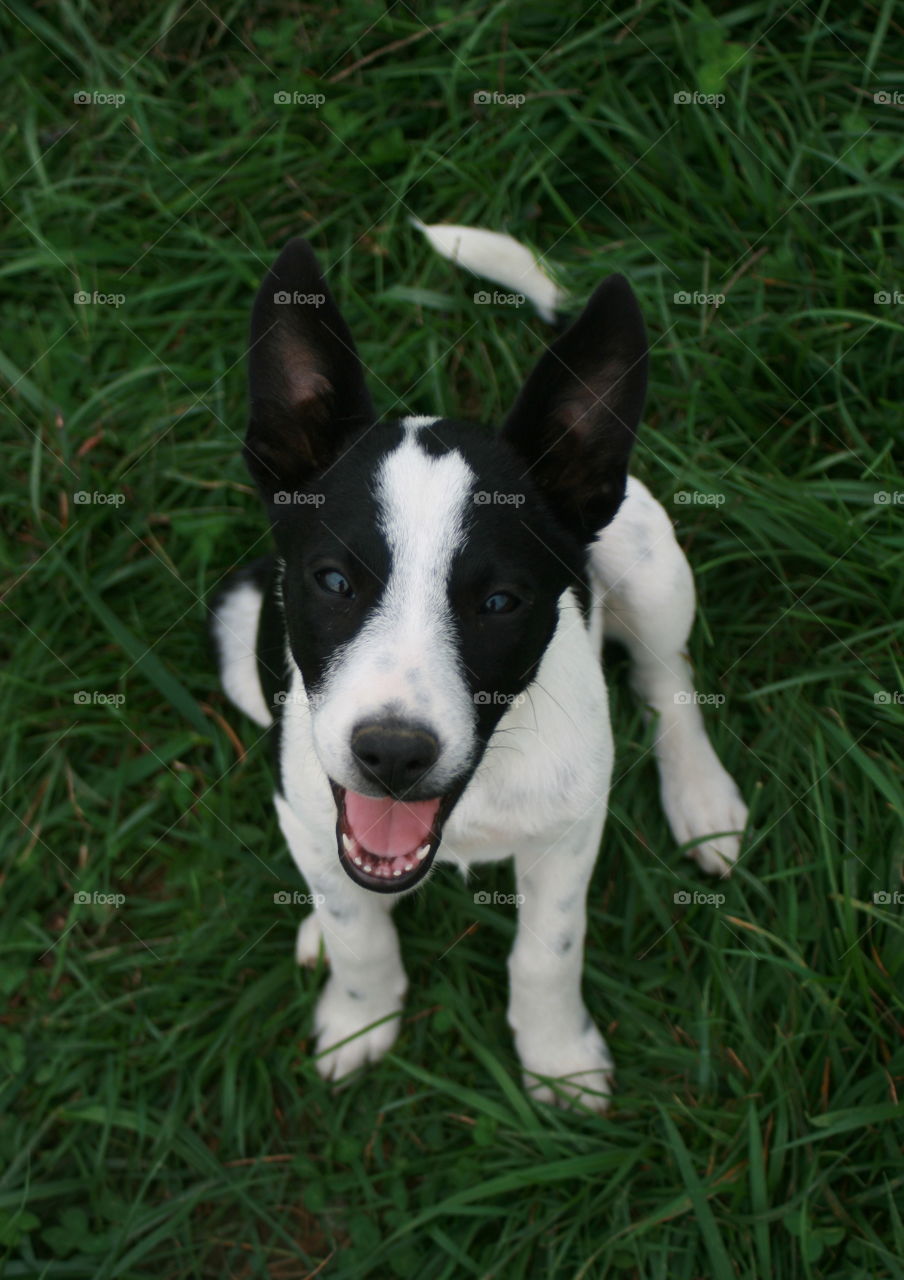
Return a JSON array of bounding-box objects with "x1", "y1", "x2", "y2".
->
[
  {"x1": 558, "y1": 934, "x2": 574, "y2": 956},
  {"x1": 581, "y1": 1010, "x2": 593, "y2": 1035},
  {"x1": 346, "y1": 988, "x2": 364, "y2": 1000}
]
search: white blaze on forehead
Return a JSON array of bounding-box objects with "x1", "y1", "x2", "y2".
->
[
  {"x1": 309, "y1": 432, "x2": 479, "y2": 791},
  {"x1": 373, "y1": 434, "x2": 474, "y2": 652},
  {"x1": 398, "y1": 414, "x2": 440, "y2": 434}
]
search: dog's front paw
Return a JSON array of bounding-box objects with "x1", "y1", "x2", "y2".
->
[
  {"x1": 313, "y1": 977, "x2": 404, "y2": 1081},
  {"x1": 660, "y1": 752, "x2": 748, "y2": 877},
  {"x1": 517, "y1": 1019, "x2": 615, "y2": 1113}
]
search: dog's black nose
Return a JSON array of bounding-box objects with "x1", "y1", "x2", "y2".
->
[{"x1": 351, "y1": 720, "x2": 440, "y2": 796}]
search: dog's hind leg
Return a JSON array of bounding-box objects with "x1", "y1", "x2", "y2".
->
[
  {"x1": 209, "y1": 558, "x2": 274, "y2": 728},
  {"x1": 295, "y1": 911, "x2": 324, "y2": 967},
  {"x1": 589, "y1": 477, "x2": 748, "y2": 876}
]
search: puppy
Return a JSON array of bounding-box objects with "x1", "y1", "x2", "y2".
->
[{"x1": 211, "y1": 233, "x2": 748, "y2": 1108}]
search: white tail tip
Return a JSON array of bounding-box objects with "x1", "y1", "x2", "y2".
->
[{"x1": 412, "y1": 219, "x2": 566, "y2": 323}]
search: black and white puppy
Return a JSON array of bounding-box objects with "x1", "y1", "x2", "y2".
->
[{"x1": 211, "y1": 235, "x2": 748, "y2": 1108}]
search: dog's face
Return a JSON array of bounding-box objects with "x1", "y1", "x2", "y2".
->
[{"x1": 244, "y1": 239, "x2": 647, "y2": 894}]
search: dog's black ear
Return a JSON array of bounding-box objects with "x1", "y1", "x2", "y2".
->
[
  {"x1": 244, "y1": 239, "x2": 374, "y2": 496},
  {"x1": 501, "y1": 274, "x2": 647, "y2": 542}
]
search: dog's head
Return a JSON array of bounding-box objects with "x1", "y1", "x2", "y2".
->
[{"x1": 244, "y1": 239, "x2": 647, "y2": 894}]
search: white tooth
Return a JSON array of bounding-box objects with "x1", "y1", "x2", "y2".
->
[
  {"x1": 404, "y1": 863, "x2": 412, "y2": 872},
  {"x1": 364, "y1": 864, "x2": 372, "y2": 873},
  {"x1": 354, "y1": 856, "x2": 362, "y2": 867},
  {"x1": 416, "y1": 844, "x2": 430, "y2": 861},
  {"x1": 393, "y1": 869, "x2": 401, "y2": 876},
  {"x1": 342, "y1": 834, "x2": 354, "y2": 854}
]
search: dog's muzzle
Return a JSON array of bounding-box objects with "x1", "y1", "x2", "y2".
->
[{"x1": 330, "y1": 781, "x2": 462, "y2": 894}]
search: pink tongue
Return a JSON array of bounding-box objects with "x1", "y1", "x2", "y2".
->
[{"x1": 344, "y1": 791, "x2": 440, "y2": 856}]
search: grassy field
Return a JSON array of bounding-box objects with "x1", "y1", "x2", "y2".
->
[{"x1": 1, "y1": 0, "x2": 903, "y2": 1275}]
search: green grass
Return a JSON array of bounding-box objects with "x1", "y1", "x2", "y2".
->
[{"x1": 1, "y1": 0, "x2": 903, "y2": 1275}]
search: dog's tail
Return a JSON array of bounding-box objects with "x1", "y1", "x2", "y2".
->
[{"x1": 411, "y1": 217, "x2": 566, "y2": 324}]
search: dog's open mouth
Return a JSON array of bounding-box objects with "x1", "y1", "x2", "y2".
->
[{"x1": 331, "y1": 783, "x2": 451, "y2": 893}]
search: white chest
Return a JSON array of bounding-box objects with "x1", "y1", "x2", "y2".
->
[{"x1": 440, "y1": 596, "x2": 612, "y2": 865}]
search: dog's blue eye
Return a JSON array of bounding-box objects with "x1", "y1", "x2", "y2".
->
[
  {"x1": 315, "y1": 568, "x2": 353, "y2": 598},
  {"x1": 480, "y1": 591, "x2": 519, "y2": 615}
]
